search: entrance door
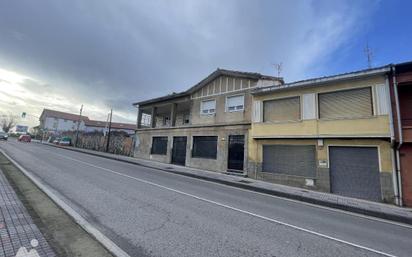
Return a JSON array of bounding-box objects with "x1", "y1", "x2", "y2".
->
[
  {"x1": 171, "y1": 136, "x2": 187, "y2": 166},
  {"x1": 329, "y1": 146, "x2": 381, "y2": 201},
  {"x1": 227, "y1": 135, "x2": 244, "y2": 171}
]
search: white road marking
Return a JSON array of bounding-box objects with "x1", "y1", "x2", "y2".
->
[
  {"x1": 0, "y1": 150, "x2": 131, "y2": 257},
  {"x1": 50, "y1": 151, "x2": 398, "y2": 257},
  {"x1": 34, "y1": 142, "x2": 412, "y2": 230},
  {"x1": 6, "y1": 141, "x2": 412, "y2": 229}
]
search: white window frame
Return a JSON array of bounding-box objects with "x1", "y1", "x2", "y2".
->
[
  {"x1": 200, "y1": 99, "x2": 216, "y2": 115},
  {"x1": 226, "y1": 94, "x2": 245, "y2": 112}
]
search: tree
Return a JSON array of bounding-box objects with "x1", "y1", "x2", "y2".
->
[{"x1": 1, "y1": 114, "x2": 17, "y2": 133}]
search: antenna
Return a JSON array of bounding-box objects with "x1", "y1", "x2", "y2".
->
[
  {"x1": 364, "y1": 42, "x2": 374, "y2": 69},
  {"x1": 272, "y1": 62, "x2": 282, "y2": 77}
]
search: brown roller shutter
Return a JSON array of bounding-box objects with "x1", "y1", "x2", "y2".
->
[
  {"x1": 319, "y1": 87, "x2": 372, "y2": 119},
  {"x1": 263, "y1": 97, "x2": 300, "y2": 122}
]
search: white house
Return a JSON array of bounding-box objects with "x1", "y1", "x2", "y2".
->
[{"x1": 39, "y1": 109, "x2": 88, "y2": 133}]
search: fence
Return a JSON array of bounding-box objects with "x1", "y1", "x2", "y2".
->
[{"x1": 57, "y1": 131, "x2": 134, "y2": 156}]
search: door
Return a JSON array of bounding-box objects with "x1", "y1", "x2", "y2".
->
[
  {"x1": 329, "y1": 146, "x2": 381, "y2": 202},
  {"x1": 171, "y1": 136, "x2": 187, "y2": 166},
  {"x1": 400, "y1": 144, "x2": 412, "y2": 207},
  {"x1": 227, "y1": 135, "x2": 244, "y2": 171}
]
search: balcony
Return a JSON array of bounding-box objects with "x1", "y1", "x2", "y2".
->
[{"x1": 137, "y1": 101, "x2": 191, "y2": 129}]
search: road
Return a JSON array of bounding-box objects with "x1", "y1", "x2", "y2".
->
[{"x1": 1, "y1": 140, "x2": 411, "y2": 257}]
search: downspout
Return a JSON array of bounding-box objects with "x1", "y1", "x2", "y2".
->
[
  {"x1": 386, "y1": 75, "x2": 400, "y2": 205},
  {"x1": 392, "y1": 65, "x2": 404, "y2": 206}
]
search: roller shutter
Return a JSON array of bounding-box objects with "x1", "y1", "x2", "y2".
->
[
  {"x1": 262, "y1": 145, "x2": 316, "y2": 177},
  {"x1": 329, "y1": 147, "x2": 381, "y2": 201},
  {"x1": 319, "y1": 87, "x2": 372, "y2": 119},
  {"x1": 263, "y1": 97, "x2": 300, "y2": 122}
]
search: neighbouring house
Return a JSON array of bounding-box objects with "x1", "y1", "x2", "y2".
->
[
  {"x1": 133, "y1": 69, "x2": 283, "y2": 173},
  {"x1": 84, "y1": 119, "x2": 136, "y2": 135},
  {"x1": 389, "y1": 61, "x2": 412, "y2": 207},
  {"x1": 248, "y1": 65, "x2": 396, "y2": 203},
  {"x1": 39, "y1": 109, "x2": 89, "y2": 133},
  {"x1": 39, "y1": 108, "x2": 136, "y2": 135}
]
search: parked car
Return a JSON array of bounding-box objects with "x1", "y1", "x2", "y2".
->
[
  {"x1": 59, "y1": 137, "x2": 71, "y2": 146},
  {"x1": 53, "y1": 138, "x2": 61, "y2": 144},
  {"x1": 0, "y1": 132, "x2": 8, "y2": 140},
  {"x1": 18, "y1": 135, "x2": 31, "y2": 142}
]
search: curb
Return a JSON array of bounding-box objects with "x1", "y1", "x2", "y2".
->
[
  {"x1": 43, "y1": 144, "x2": 412, "y2": 225},
  {"x1": 0, "y1": 149, "x2": 131, "y2": 257}
]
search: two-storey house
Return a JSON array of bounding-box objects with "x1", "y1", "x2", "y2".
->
[
  {"x1": 133, "y1": 69, "x2": 282, "y2": 173},
  {"x1": 248, "y1": 66, "x2": 396, "y2": 203},
  {"x1": 39, "y1": 109, "x2": 88, "y2": 133}
]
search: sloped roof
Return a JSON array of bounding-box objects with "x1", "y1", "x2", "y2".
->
[
  {"x1": 133, "y1": 68, "x2": 282, "y2": 106},
  {"x1": 40, "y1": 109, "x2": 89, "y2": 121},
  {"x1": 85, "y1": 119, "x2": 136, "y2": 130},
  {"x1": 253, "y1": 65, "x2": 391, "y2": 95}
]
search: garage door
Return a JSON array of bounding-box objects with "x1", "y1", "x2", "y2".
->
[
  {"x1": 262, "y1": 145, "x2": 316, "y2": 177},
  {"x1": 329, "y1": 147, "x2": 381, "y2": 201}
]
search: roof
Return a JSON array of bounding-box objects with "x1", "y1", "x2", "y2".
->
[
  {"x1": 84, "y1": 119, "x2": 136, "y2": 130},
  {"x1": 252, "y1": 65, "x2": 391, "y2": 95},
  {"x1": 133, "y1": 68, "x2": 283, "y2": 106},
  {"x1": 40, "y1": 109, "x2": 89, "y2": 121}
]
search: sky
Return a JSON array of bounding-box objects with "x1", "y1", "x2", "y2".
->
[{"x1": 0, "y1": 0, "x2": 411, "y2": 127}]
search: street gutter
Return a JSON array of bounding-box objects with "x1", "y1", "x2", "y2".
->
[{"x1": 0, "y1": 149, "x2": 131, "y2": 257}]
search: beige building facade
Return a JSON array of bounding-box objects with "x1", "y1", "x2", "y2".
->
[
  {"x1": 248, "y1": 66, "x2": 396, "y2": 203},
  {"x1": 133, "y1": 69, "x2": 282, "y2": 173}
]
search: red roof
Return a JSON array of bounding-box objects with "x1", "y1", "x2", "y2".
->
[{"x1": 84, "y1": 119, "x2": 136, "y2": 130}]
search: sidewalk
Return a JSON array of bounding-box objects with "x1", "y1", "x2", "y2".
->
[
  {"x1": 0, "y1": 167, "x2": 55, "y2": 257},
  {"x1": 45, "y1": 143, "x2": 412, "y2": 225}
]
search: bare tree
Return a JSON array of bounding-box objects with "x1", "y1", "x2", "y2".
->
[{"x1": 1, "y1": 114, "x2": 17, "y2": 133}]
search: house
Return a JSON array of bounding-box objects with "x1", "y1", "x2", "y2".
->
[
  {"x1": 39, "y1": 108, "x2": 136, "y2": 135},
  {"x1": 84, "y1": 119, "x2": 136, "y2": 135},
  {"x1": 248, "y1": 66, "x2": 396, "y2": 203},
  {"x1": 133, "y1": 69, "x2": 283, "y2": 173},
  {"x1": 389, "y1": 61, "x2": 412, "y2": 207},
  {"x1": 39, "y1": 109, "x2": 89, "y2": 133}
]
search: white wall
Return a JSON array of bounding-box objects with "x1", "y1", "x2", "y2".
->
[{"x1": 42, "y1": 117, "x2": 85, "y2": 132}]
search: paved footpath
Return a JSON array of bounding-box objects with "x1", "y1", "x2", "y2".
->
[{"x1": 0, "y1": 167, "x2": 55, "y2": 257}]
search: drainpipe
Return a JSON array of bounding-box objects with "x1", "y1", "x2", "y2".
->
[
  {"x1": 392, "y1": 65, "x2": 404, "y2": 206},
  {"x1": 386, "y1": 75, "x2": 400, "y2": 205}
]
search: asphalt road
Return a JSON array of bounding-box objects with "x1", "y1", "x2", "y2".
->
[{"x1": 1, "y1": 140, "x2": 411, "y2": 257}]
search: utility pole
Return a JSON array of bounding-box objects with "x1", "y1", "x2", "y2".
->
[
  {"x1": 106, "y1": 109, "x2": 113, "y2": 152},
  {"x1": 75, "y1": 104, "x2": 83, "y2": 147}
]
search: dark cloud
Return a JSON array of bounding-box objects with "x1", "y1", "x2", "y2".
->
[{"x1": 0, "y1": 0, "x2": 374, "y2": 124}]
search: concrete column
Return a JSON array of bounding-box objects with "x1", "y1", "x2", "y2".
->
[
  {"x1": 151, "y1": 107, "x2": 157, "y2": 128},
  {"x1": 170, "y1": 103, "x2": 177, "y2": 127},
  {"x1": 137, "y1": 108, "x2": 143, "y2": 128}
]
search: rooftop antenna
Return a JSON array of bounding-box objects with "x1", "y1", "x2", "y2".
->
[
  {"x1": 272, "y1": 62, "x2": 282, "y2": 77},
  {"x1": 364, "y1": 42, "x2": 374, "y2": 69}
]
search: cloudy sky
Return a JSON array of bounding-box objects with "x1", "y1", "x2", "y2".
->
[{"x1": 0, "y1": 0, "x2": 411, "y2": 127}]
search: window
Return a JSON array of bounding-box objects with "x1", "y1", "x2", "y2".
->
[
  {"x1": 263, "y1": 96, "x2": 300, "y2": 122},
  {"x1": 151, "y1": 137, "x2": 168, "y2": 155},
  {"x1": 226, "y1": 95, "x2": 244, "y2": 112},
  {"x1": 318, "y1": 87, "x2": 372, "y2": 119},
  {"x1": 183, "y1": 114, "x2": 190, "y2": 124},
  {"x1": 200, "y1": 99, "x2": 216, "y2": 114},
  {"x1": 163, "y1": 116, "x2": 170, "y2": 126},
  {"x1": 192, "y1": 136, "x2": 218, "y2": 159}
]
